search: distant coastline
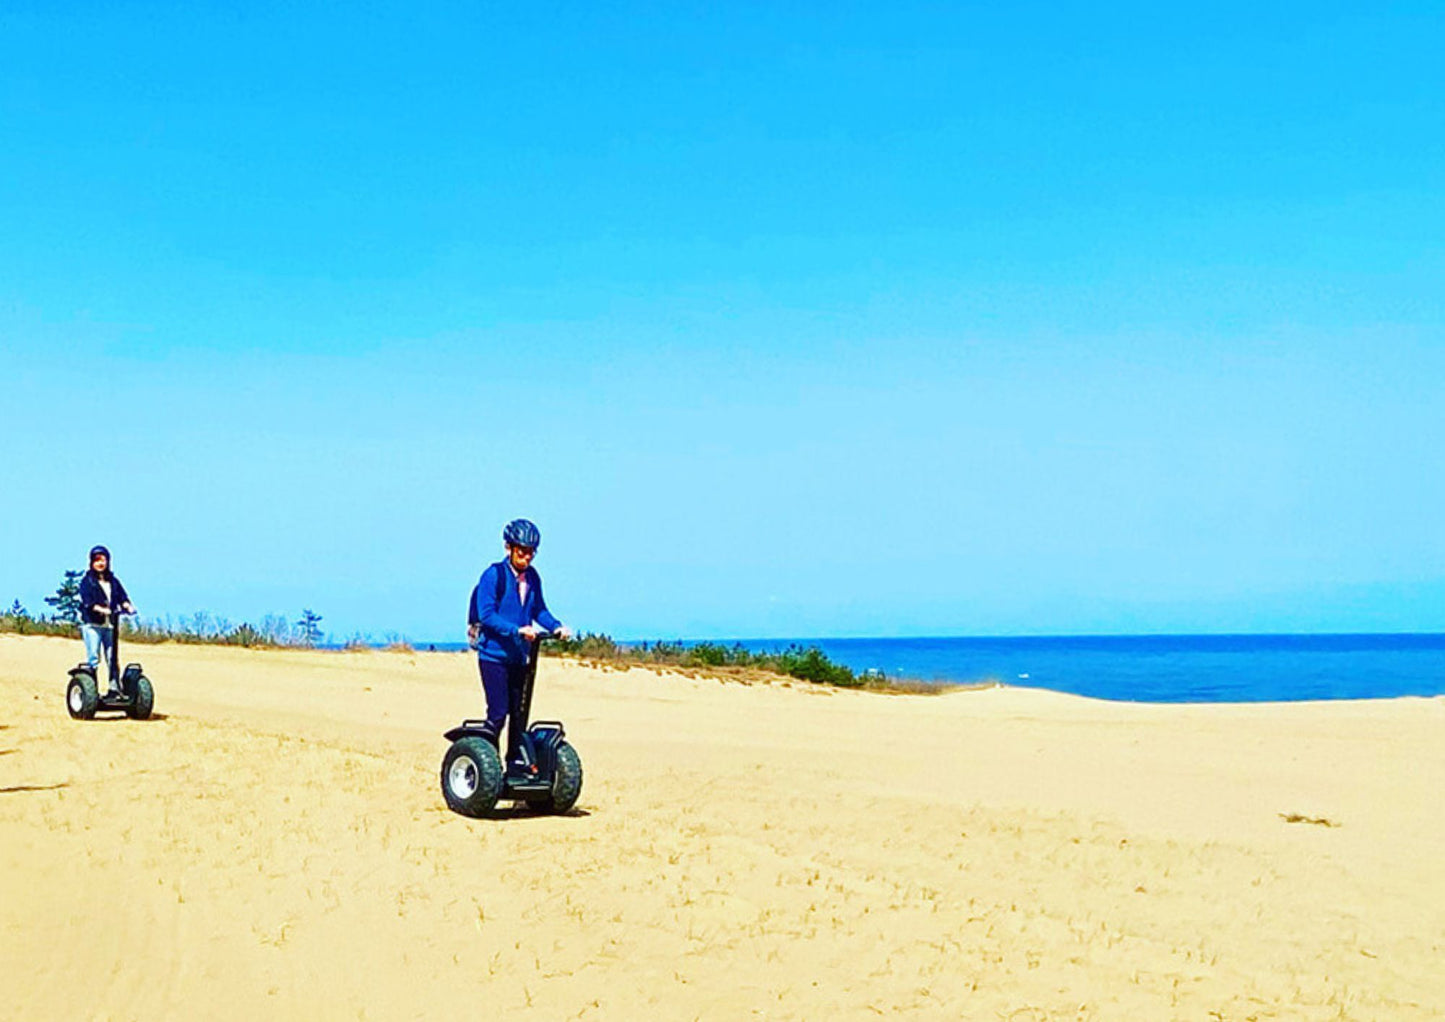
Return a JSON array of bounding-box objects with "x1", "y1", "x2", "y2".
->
[{"x1": 408, "y1": 632, "x2": 1445, "y2": 704}]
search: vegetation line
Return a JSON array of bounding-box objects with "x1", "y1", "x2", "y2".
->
[
  {"x1": 548, "y1": 634, "x2": 954, "y2": 694},
  {"x1": 5, "y1": 574, "x2": 325, "y2": 649},
  {"x1": 6, "y1": 571, "x2": 949, "y2": 693}
]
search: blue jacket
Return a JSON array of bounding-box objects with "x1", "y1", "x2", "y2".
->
[
  {"x1": 78, "y1": 571, "x2": 131, "y2": 626},
  {"x1": 474, "y1": 560, "x2": 562, "y2": 665}
]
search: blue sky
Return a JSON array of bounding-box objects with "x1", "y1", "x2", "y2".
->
[{"x1": 2, "y1": 2, "x2": 1442, "y2": 640}]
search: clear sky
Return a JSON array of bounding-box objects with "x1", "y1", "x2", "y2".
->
[{"x1": 2, "y1": 2, "x2": 1442, "y2": 641}]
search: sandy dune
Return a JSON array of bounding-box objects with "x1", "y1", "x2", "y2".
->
[{"x1": 2, "y1": 633, "x2": 1443, "y2": 1020}]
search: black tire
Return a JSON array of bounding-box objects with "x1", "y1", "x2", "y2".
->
[
  {"x1": 538, "y1": 741, "x2": 583, "y2": 815},
  {"x1": 67, "y1": 673, "x2": 99, "y2": 720},
  {"x1": 441, "y1": 736, "x2": 504, "y2": 818},
  {"x1": 126, "y1": 676, "x2": 154, "y2": 720}
]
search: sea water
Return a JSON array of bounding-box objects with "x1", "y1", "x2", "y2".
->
[
  {"x1": 728, "y1": 634, "x2": 1445, "y2": 703},
  {"x1": 418, "y1": 633, "x2": 1445, "y2": 703}
]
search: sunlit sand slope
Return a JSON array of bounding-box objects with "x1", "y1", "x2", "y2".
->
[{"x1": 2, "y1": 634, "x2": 1443, "y2": 1019}]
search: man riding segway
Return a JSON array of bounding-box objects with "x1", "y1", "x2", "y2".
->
[
  {"x1": 66, "y1": 544, "x2": 154, "y2": 720},
  {"x1": 441, "y1": 518, "x2": 582, "y2": 817},
  {"x1": 79, "y1": 545, "x2": 134, "y2": 698},
  {"x1": 472, "y1": 519, "x2": 573, "y2": 775}
]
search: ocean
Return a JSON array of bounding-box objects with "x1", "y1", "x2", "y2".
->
[
  {"x1": 733, "y1": 633, "x2": 1445, "y2": 703},
  {"x1": 419, "y1": 633, "x2": 1445, "y2": 703}
]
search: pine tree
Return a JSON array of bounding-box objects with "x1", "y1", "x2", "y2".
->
[
  {"x1": 44, "y1": 570, "x2": 84, "y2": 624},
  {"x1": 297, "y1": 608, "x2": 324, "y2": 647},
  {"x1": 7, "y1": 599, "x2": 27, "y2": 619}
]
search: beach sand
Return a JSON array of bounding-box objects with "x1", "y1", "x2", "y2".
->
[{"x1": 2, "y1": 633, "x2": 1443, "y2": 1020}]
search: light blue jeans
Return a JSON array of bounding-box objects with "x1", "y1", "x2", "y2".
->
[{"x1": 81, "y1": 624, "x2": 114, "y2": 678}]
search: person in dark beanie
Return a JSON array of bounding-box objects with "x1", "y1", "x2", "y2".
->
[
  {"x1": 78, "y1": 545, "x2": 135, "y2": 698},
  {"x1": 472, "y1": 519, "x2": 573, "y2": 773}
]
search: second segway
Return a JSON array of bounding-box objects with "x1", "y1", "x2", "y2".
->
[
  {"x1": 66, "y1": 611, "x2": 155, "y2": 721},
  {"x1": 440, "y1": 633, "x2": 582, "y2": 817}
]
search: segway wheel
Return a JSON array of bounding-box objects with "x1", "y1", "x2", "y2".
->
[
  {"x1": 67, "y1": 673, "x2": 99, "y2": 720},
  {"x1": 441, "y1": 736, "x2": 504, "y2": 818},
  {"x1": 538, "y1": 741, "x2": 583, "y2": 815},
  {"x1": 126, "y1": 676, "x2": 154, "y2": 720}
]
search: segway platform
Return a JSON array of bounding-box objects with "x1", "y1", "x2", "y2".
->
[
  {"x1": 66, "y1": 662, "x2": 154, "y2": 720},
  {"x1": 440, "y1": 717, "x2": 582, "y2": 818}
]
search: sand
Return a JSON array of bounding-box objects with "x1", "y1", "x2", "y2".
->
[{"x1": 2, "y1": 633, "x2": 1443, "y2": 1020}]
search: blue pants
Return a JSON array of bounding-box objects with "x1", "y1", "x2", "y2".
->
[
  {"x1": 81, "y1": 624, "x2": 114, "y2": 679},
  {"x1": 477, "y1": 659, "x2": 531, "y2": 763}
]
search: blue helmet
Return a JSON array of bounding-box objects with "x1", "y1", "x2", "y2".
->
[{"x1": 503, "y1": 518, "x2": 541, "y2": 549}]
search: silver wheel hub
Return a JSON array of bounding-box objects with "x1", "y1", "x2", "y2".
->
[
  {"x1": 448, "y1": 756, "x2": 479, "y2": 798},
  {"x1": 68, "y1": 684, "x2": 83, "y2": 712}
]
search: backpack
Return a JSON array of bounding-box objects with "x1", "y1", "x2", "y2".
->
[{"x1": 466, "y1": 564, "x2": 508, "y2": 649}]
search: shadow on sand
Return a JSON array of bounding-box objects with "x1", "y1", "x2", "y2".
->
[
  {"x1": 485, "y1": 804, "x2": 594, "y2": 822},
  {"x1": 0, "y1": 783, "x2": 68, "y2": 795}
]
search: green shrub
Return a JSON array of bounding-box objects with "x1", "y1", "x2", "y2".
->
[
  {"x1": 687, "y1": 642, "x2": 730, "y2": 667},
  {"x1": 547, "y1": 633, "x2": 861, "y2": 689},
  {"x1": 228, "y1": 623, "x2": 265, "y2": 647}
]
